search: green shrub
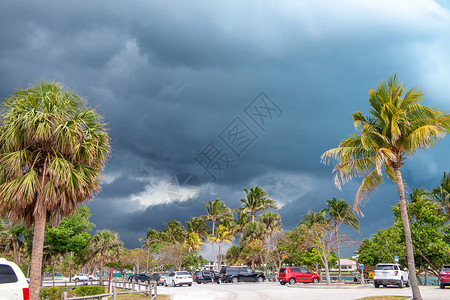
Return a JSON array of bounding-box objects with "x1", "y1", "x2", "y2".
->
[
  {"x1": 73, "y1": 285, "x2": 105, "y2": 299},
  {"x1": 39, "y1": 286, "x2": 69, "y2": 300}
]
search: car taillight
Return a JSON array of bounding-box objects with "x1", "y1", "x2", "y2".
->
[
  {"x1": 196, "y1": 276, "x2": 200, "y2": 278},
  {"x1": 23, "y1": 288, "x2": 29, "y2": 300},
  {"x1": 395, "y1": 271, "x2": 398, "y2": 276},
  {"x1": 176, "y1": 276, "x2": 182, "y2": 279},
  {"x1": 188, "y1": 276, "x2": 192, "y2": 278},
  {"x1": 225, "y1": 273, "x2": 228, "y2": 277}
]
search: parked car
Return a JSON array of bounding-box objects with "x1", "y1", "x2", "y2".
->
[
  {"x1": 278, "y1": 267, "x2": 320, "y2": 285},
  {"x1": 373, "y1": 263, "x2": 409, "y2": 288},
  {"x1": 0, "y1": 258, "x2": 29, "y2": 300},
  {"x1": 151, "y1": 272, "x2": 169, "y2": 285},
  {"x1": 71, "y1": 273, "x2": 94, "y2": 281},
  {"x1": 439, "y1": 264, "x2": 450, "y2": 289},
  {"x1": 128, "y1": 273, "x2": 151, "y2": 283},
  {"x1": 164, "y1": 271, "x2": 193, "y2": 286},
  {"x1": 193, "y1": 270, "x2": 219, "y2": 284},
  {"x1": 218, "y1": 266, "x2": 265, "y2": 284}
]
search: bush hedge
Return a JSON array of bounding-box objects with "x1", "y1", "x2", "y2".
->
[{"x1": 40, "y1": 285, "x2": 105, "y2": 300}]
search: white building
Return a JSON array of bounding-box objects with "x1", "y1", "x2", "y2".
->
[{"x1": 338, "y1": 259, "x2": 357, "y2": 271}]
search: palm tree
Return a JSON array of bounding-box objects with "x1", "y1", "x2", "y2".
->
[
  {"x1": 258, "y1": 211, "x2": 282, "y2": 280},
  {"x1": 321, "y1": 74, "x2": 450, "y2": 300},
  {"x1": 185, "y1": 217, "x2": 209, "y2": 241},
  {"x1": 208, "y1": 224, "x2": 234, "y2": 272},
  {"x1": 240, "y1": 186, "x2": 278, "y2": 222},
  {"x1": 325, "y1": 198, "x2": 359, "y2": 282},
  {"x1": 185, "y1": 232, "x2": 204, "y2": 252},
  {"x1": 89, "y1": 230, "x2": 122, "y2": 286},
  {"x1": 201, "y1": 199, "x2": 232, "y2": 235},
  {"x1": 140, "y1": 228, "x2": 164, "y2": 273},
  {"x1": 432, "y1": 172, "x2": 450, "y2": 222},
  {"x1": 0, "y1": 81, "x2": 110, "y2": 299},
  {"x1": 233, "y1": 209, "x2": 251, "y2": 237},
  {"x1": 201, "y1": 199, "x2": 232, "y2": 270},
  {"x1": 299, "y1": 210, "x2": 328, "y2": 227}
]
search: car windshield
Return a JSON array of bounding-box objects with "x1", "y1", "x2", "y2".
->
[
  {"x1": 177, "y1": 271, "x2": 190, "y2": 275},
  {"x1": 279, "y1": 268, "x2": 286, "y2": 273},
  {"x1": 443, "y1": 266, "x2": 450, "y2": 271},
  {"x1": 375, "y1": 265, "x2": 395, "y2": 270},
  {"x1": 160, "y1": 273, "x2": 168, "y2": 276}
]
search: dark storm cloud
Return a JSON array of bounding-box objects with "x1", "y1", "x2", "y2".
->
[{"x1": 1, "y1": 0, "x2": 450, "y2": 253}]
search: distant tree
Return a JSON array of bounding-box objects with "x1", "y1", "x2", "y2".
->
[
  {"x1": 0, "y1": 81, "x2": 110, "y2": 299},
  {"x1": 325, "y1": 198, "x2": 359, "y2": 281},
  {"x1": 89, "y1": 230, "x2": 122, "y2": 285},
  {"x1": 208, "y1": 225, "x2": 234, "y2": 271},
  {"x1": 433, "y1": 172, "x2": 450, "y2": 222},
  {"x1": 322, "y1": 74, "x2": 450, "y2": 300},
  {"x1": 201, "y1": 199, "x2": 232, "y2": 269}
]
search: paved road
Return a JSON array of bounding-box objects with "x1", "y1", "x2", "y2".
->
[{"x1": 157, "y1": 282, "x2": 448, "y2": 300}]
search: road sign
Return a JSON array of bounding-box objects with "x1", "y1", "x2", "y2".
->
[
  {"x1": 394, "y1": 256, "x2": 399, "y2": 263},
  {"x1": 359, "y1": 264, "x2": 364, "y2": 270}
]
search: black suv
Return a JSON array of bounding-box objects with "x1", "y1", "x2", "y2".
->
[
  {"x1": 193, "y1": 270, "x2": 219, "y2": 284},
  {"x1": 219, "y1": 266, "x2": 265, "y2": 284},
  {"x1": 128, "y1": 273, "x2": 151, "y2": 283}
]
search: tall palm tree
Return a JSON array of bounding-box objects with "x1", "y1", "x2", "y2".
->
[
  {"x1": 240, "y1": 186, "x2": 278, "y2": 222},
  {"x1": 201, "y1": 199, "x2": 232, "y2": 235},
  {"x1": 201, "y1": 199, "x2": 232, "y2": 270},
  {"x1": 0, "y1": 81, "x2": 110, "y2": 299},
  {"x1": 89, "y1": 229, "x2": 122, "y2": 286},
  {"x1": 322, "y1": 74, "x2": 450, "y2": 300},
  {"x1": 208, "y1": 224, "x2": 234, "y2": 271},
  {"x1": 325, "y1": 198, "x2": 359, "y2": 282}
]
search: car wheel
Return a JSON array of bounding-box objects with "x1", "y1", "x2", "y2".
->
[
  {"x1": 289, "y1": 278, "x2": 296, "y2": 285},
  {"x1": 164, "y1": 281, "x2": 168, "y2": 287},
  {"x1": 188, "y1": 283, "x2": 192, "y2": 286},
  {"x1": 383, "y1": 285, "x2": 387, "y2": 288},
  {"x1": 257, "y1": 276, "x2": 264, "y2": 283},
  {"x1": 312, "y1": 278, "x2": 319, "y2": 284},
  {"x1": 374, "y1": 282, "x2": 379, "y2": 288},
  {"x1": 74, "y1": 278, "x2": 79, "y2": 282},
  {"x1": 197, "y1": 281, "x2": 201, "y2": 284},
  {"x1": 398, "y1": 278, "x2": 404, "y2": 288},
  {"x1": 405, "y1": 279, "x2": 410, "y2": 287},
  {"x1": 280, "y1": 282, "x2": 286, "y2": 285},
  {"x1": 231, "y1": 277, "x2": 239, "y2": 284}
]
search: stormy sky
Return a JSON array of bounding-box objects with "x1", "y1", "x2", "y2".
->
[{"x1": 1, "y1": 0, "x2": 450, "y2": 257}]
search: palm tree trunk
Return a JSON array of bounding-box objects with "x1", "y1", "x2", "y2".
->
[
  {"x1": 12, "y1": 236, "x2": 20, "y2": 266},
  {"x1": 393, "y1": 166, "x2": 422, "y2": 300},
  {"x1": 146, "y1": 248, "x2": 150, "y2": 273},
  {"x1": 29, "y1": 212, "x2": 46, "y2": 300},
  {"x1": 99, "y1": 259, "x2": 104, "y2": 286},
  {"x1": 212, "y1": 222, "x2": 216, "y2": 271},
  {"x1": 335, "y1": 224, "x2": 342, "y2": 282}
]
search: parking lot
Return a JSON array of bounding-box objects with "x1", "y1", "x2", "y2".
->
[{"x1": 158, "y1": 282, "x2": 448, "y2": 300}]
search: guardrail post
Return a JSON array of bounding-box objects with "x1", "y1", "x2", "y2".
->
[
  {"x1": 61, "y1": 291, "x2": 67, "y2": 300},
  {"x1": 112, "y1": 286, "x2": 117, "y2": 300}
]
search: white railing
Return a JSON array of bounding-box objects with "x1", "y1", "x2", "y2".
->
[{"x1": 57, "y1": 280, "x2": 157, "y2": 300}]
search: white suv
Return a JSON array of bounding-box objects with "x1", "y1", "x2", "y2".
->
[
  {"x1": 0, "y1": 258, "x2": 29, "y2": 300},
  {"x1": 164, "y1": 271, "x2": 193, "y2": 287},
  {"x1": 373, "y1": 263, "x2": 409, "y2": 288}
]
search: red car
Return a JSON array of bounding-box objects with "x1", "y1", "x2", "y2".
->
[
  {"x1": 439, "y1": 264, "x2": 450, "y2": 289},
  {"x1": 278, "y1": 267, "x2": 320, "y2": 285}
]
